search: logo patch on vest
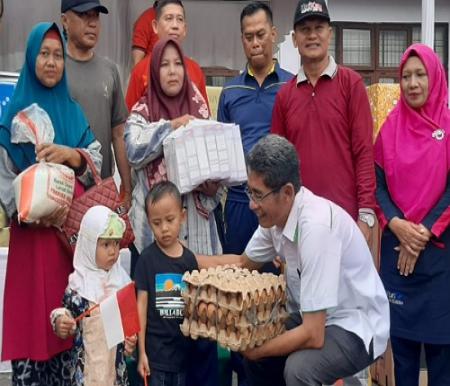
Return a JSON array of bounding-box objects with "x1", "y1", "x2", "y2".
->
[{"x1": 386, "y1": 290, "x2": 406, "y2": 306}]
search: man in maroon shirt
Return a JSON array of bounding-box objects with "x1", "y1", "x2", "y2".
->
[{"x1": 271, "y1": 0, "x2": 376, "y2": 241}]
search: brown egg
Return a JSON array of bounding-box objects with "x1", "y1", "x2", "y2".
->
[
  {"x1": 254, "y1": 289, "x2": 260, "y2": 306},
  {"x1": 226, "y1": 311, "x2": 235, "y2": 326},
  {"x1": 207, "y1": 303, "x2": 216, "y2": 323},
  {"x1": 236, "y1": 293, "x2": 243, "y2": 307},
  {"x1": 268, "y1": 288, "x2": 275, "y2": 303},
  {"x1": 218, "y1": 308, "x2": 227, "y2": 329},
  {"x1": 263, "y1": 288, "x2": 270, "y2": 303},
  {"x1": 197, "y1": 301, "x2": 207, "y2": 323},
  {"x1": 276, "y1": 286, "x2": 282, "y2": 299}
]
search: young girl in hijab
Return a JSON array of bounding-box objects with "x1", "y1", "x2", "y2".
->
[
  {"x1": 375, "y1": 44, "x2": 450, "y2": 386},
  {"x1": 0, "y1": 22, "x2": 101, "y2": 385},
  {"x1": 52, "y1": 205, "x2": 137, "y2": 386}
]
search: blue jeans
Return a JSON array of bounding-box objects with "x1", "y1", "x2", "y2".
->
[{"x1": 149, "y1": 370, "x2": 186, "y2": 386}]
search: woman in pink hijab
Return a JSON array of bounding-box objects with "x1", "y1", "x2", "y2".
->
[{"x1": 375, "y1": 43, "x2": 450, "y2": 386}]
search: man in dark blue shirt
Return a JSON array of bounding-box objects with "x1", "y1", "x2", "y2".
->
[
  {"x1": 218, "y1": 1, "x2": 292, "y2": 257},
  {"x1": 217, "y1": 3, "x2": 292, "y2": 385}
]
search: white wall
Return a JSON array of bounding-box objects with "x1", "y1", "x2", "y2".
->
[
  {"x1": 1, "y1": 1, "x2": 449, "y2": 84},
  {"x1": 329, "y1": 0, "x2": 450, "y2": 23},
  {"x1": 182, "y1": 1, "x2": 253, "y2": 71}
]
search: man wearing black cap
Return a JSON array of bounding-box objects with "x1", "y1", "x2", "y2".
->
[
  {"x1": 61, "y1": 0, "x2": 132, "y2": 207},
  {"x1": 271, "y1": 0, "x2": 377, "y2": 246}
]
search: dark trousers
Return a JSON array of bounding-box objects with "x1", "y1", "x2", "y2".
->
[
  {"x1": 148, "y1": 369, "x2": 186, "y2": 386},
  {"x1": 186, "y1": 339, "x2": 219, "y2": 386},
  {"x1": 244, "y1": 314, "x2": 374, "y2": 386},
  {"x1": 391, "y1": 336, "x2": 450, "y2": 386}
]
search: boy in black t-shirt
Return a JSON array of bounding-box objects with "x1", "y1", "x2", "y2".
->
[{"x1": 135, "y1": 181, "x2": 198, "y2": 386}]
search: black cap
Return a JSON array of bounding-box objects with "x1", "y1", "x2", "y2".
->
[
  {"x1": 61, "y1": 0, "x2": 108, "y2": 14},
  {"x1": 293, "y1": 0, "x2": 330, "y2": 28}
]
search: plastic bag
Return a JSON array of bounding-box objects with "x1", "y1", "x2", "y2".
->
[
  {"x1": 11, "y1": 103, "x2": 75, "y2": 223},
  {"x1": 11, "y1": 103, "x2": 54, "y2": 145}
]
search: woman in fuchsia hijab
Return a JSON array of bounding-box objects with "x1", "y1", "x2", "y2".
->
[{"x1": 375, "y1": 43, "x2": 450, "y2": 386}]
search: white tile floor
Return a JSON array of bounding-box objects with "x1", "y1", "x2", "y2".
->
[{"x1": 0, "y1": 372, "x2": 11, "y2": 386}]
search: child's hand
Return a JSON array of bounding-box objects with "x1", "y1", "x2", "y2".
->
[
  {"x1": 137, "y1": 353, "x2": 151, "y2": 380},
  {"x1": 55, "y1": 314, "x2": 76, "y2": 339},
  {"x1": 124, "y1": 334, "x2": 137, "y2": 356}
]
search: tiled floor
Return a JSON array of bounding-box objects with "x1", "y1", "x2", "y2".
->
[
  {"x1": 1, "y1": 371, "x2": 427, "y2": 386},
  {"x1": 0, "y1": 371, "x2": 236, "y2": 386},
  {"x1": 0, "y1": 372, "x2": 11, "y2": 386}
]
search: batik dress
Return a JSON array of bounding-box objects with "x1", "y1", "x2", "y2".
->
[{"x1": 62, "y1": 288, "x2": 129, "y2": 386}]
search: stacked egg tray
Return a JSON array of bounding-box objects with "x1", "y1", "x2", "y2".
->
[{"x1": 180, "y1": 265, "x2": 288, "y2": 351}]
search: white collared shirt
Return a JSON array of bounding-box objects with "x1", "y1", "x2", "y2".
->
[
  {"x1": 245, "y1": 187, "x2": 389, "y2": 358},
  {"x1": 296, "y1": 55, "x2": 338, "y2": 84}
]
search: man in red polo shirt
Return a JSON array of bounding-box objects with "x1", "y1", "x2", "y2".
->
[
  {"x1": 126, "y1": 0, "x2": 208, "y2": 111},
  {"x1": 271, "y1": 0, "x2": 376, "y2": 242},
  {"x1": 131, "y1": 1, "x2": 159, "y2": 66}
]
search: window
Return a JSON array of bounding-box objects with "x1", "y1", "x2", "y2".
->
[
  {"x1": 412, "y1": 25, "x2": 448, "y2": 67},
  {"x1": 329, "y1": 26, "x2": 337, "y2": 59},
  {"x1": 343, "y1": 29, "x2": 372, "y2": 66},
  {"x1": 202, "y1": 67, "x2": 240, "y2": 87},
  {"x1": 379, "y1": 30, "x2": 407, "y2": 67},
  {"x1": 331, "y1": 22, "x2": 448, "y2": 85}
]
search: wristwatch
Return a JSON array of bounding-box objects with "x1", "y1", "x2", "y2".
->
[{"x1": 359, "y1": 213, "x2": 375, "y2": 228}]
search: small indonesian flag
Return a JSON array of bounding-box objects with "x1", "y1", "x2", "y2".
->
[{"x1": 100, "y1": 282, "x2": 140, "y2": 349}]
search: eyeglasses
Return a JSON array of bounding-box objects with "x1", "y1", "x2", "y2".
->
[{"x1": 245, "y1": 186, "x2": 279, "y2": 203}]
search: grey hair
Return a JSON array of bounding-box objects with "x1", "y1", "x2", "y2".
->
[{"x1": 246, "y1": 134, "x2": 301, "y2": 193}]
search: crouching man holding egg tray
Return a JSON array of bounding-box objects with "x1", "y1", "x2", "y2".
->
[{"x1": 196, "y1": 135, "x2": 390, "y2": 386}]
